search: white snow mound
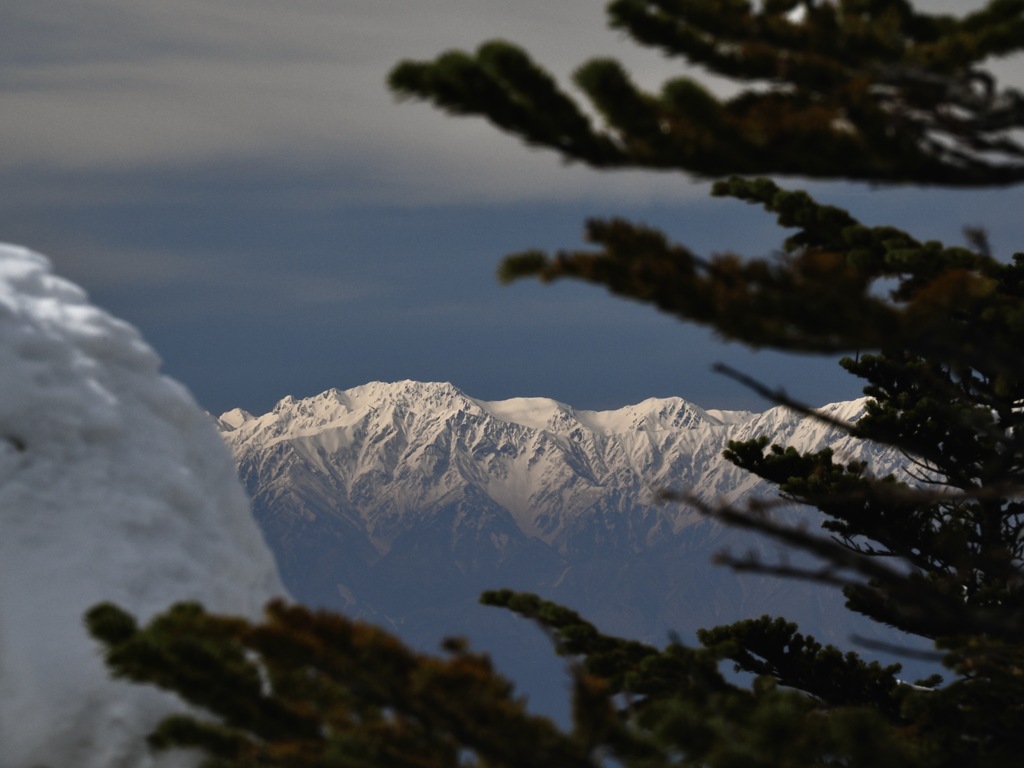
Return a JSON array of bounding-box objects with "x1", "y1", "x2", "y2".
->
[{"x1": 0, "y1": 244, "x2": 284, "y2": 768}]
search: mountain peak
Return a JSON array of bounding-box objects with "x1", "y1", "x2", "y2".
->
[
  {"x1": 217, "y1": 407, "x2": 254, "y2": 431},
  {"x1": 476, "y1": 395, "x2": 576, "y2": 432},
  {"x1": 345, "y1": 380, "x2": 473, "y2": 409},
  {"x1": 221, "y1": 381, "x2": 829, "y2": 442},
  {"x1": 579, "y1": 395, "x2": 715, "y2": 434},
  {"x1": 219, "y1": 381, "x2": 486, "y2": 449}
]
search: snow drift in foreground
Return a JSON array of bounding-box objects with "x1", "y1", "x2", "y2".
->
[{"x1": 0, "y1": 244, "x2": 283, "y2": 768}]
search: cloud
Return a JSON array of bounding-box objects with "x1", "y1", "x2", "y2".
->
[
  {"x1": 8, "y1": 0, "x2": 1022, "y2": 207},
  {"x1": 2, "y1": 0, "x2": 720, "y2": 205}
]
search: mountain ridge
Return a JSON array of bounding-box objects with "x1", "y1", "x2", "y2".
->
[
  {"x1": 216, "y1": 380, "x2": 928, "y2": 720},
  {"x1": 217, "y1": 379, "x2": 734, "y2": 438},
  {"x1": 218, "y1": 380, "x2": 877, "y2": 551}
]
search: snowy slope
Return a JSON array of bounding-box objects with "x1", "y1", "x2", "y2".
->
[
  {"x1": 218, "y1": 382, "x2": 905, "y2": 654},
  {"x1": 0, "y1": 245, "x2": 283, "y2": 768},
  {"x1": 219, "y1": 381, "x2": 887, "y2": 556}
]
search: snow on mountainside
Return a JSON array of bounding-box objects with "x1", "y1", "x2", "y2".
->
[
  {"x1": 0, "y1": 244, "x2": 283, "y2": 768},
  {"x1": 219, "y1": 381, "x2": 887, "y2": 555},
  {"x1": 217, "y1": 382, "x2": 909, "y2": 670}
]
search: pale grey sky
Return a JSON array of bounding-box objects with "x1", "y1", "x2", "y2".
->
[{"x1": 3, "y1": 0, "x2": 709, "y2": 205}]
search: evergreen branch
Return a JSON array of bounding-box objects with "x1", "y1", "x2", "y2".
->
[
  {"x1": 389, "y1": 1, "x2": 1024, "y2": 185},
  {"x1": 679, "y1": 494, "x2": 1024, "y2": 641}
]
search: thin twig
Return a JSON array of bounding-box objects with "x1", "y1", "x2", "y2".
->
[{"x1": 712, "y1": 363, "x2": 860, "y2": 434}]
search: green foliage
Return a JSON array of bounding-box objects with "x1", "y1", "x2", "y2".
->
[{"x1": 90, "y1": 2, "x2": 1024, "y2": 766}]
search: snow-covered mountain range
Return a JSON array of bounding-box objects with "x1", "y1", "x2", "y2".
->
[
  {"x1": 218, "y1": 380, "x2": 877, "y2": 561},
  {"x1": 218, "y1": 381, "x2": 924, "y2": 716}
]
